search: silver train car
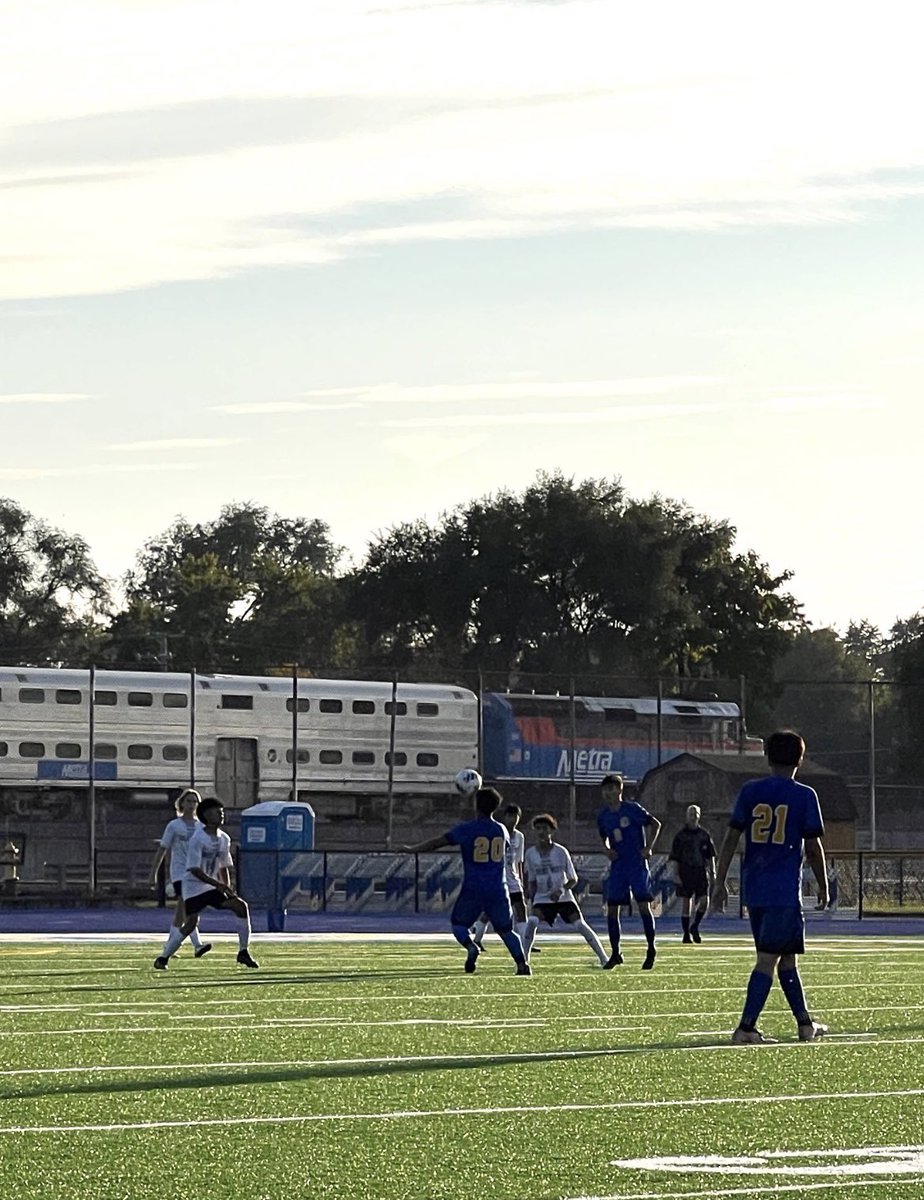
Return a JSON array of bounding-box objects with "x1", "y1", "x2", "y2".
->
[{"x1": 0, "y1": 667, "x2": 479, "y2": 814}]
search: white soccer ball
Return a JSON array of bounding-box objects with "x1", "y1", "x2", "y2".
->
[{"x1": 453, "y1": 768, "x2": 483, "y2": 797}]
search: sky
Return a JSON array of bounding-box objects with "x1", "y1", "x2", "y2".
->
[{"x1": 2, "y1": 0, "x2": 923, "y2": 636}]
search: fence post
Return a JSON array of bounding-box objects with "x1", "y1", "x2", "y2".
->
[{"x1": 858, "y1": 852, "x2": 864, "y2": 921}]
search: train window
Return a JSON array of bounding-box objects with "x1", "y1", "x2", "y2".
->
[
  {"x1": 319, "y1": 749, "x2": 343, "y2": 764},
  {"x1": 128, "y1": 692, "x2": 153, "y2": 707},
  {"x1": 0, "y1": 742, "x2": 7, "y2": 757},
  {"x1": 55, "y1": 743, "x2": 81, "y2": 758},
  {"x1": 385, "y1": 750, "x2": 407, "y2": 766},
  {"x1": 19, "y1": 689, "x2": 45, "y2": 704},
  {"x1": 94, "y1": 744, "x2": 117, "y2": 759},
  {"x1": 163, "y1": 693, "x2": 188, "y2": 708},
  {"x1": 286, "y1": 698, "x2": 310, "y2": 713},
  {"x1": 56, "y1": 690, "x2": 82, "y2": 705},
  {"x1": 384, "y1": 701, "x2": 407, "y2": 717},
  {"x1": 285, "y1": 749, "x2": 310, "y2": 764},
  {"x1": 416, "y1": 752, "x2": 439, "y2": 767},
  {"x1": 604, "y1": 708, "x2": 638, "y2": 723},
  {"x1": 352, "y1": 700, "x2": 375, "y2": 715},
  {"x1": 94, "y1": 691, "x2": 117, "y2": 706},
  {"x1": 352, "y1": 751, "x2": 375, "y2": 764},
  {"x1": 19, "y1": 742, "x2": 45, "y2": 757},
  {"x1": 221, "y1": 695, "x2": 253, "y2": 710},
  {"x1": 163, "y1": 745, "x2": 188, "y2": 761},
  {"x1": 417, "y1": 703, "x2": 439, "y2": 717},
  {"x1": 319, "y1": 699, "x2": 343, "y2": 714},
  {"x1": 127, "y1": 744, "x2": 154, "y2": 760}
]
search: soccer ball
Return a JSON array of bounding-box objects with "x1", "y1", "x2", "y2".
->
[{"x1": 453, "y1": 768, "x2": 483, "y2": 797}]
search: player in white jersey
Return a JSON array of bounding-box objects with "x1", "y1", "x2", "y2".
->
[
  {"x1": 472, "y1": 804, "x2": 532, "y2": 952},
  {"x1": 151, "y1": 789, "x2": 211, "y2": 960},
  {"x1": 523, "y1": 814, "x2": 608, "y2": 965},
  {"x1": 153, "y1": 797, "x2": 258, "y2": 970}
]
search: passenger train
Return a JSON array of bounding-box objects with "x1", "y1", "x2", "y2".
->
[{"x1": 0, "y1": 666, "x2": 759, "y2": 813}]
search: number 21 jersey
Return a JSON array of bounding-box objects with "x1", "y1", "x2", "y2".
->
[{"x1": 730, "y1": 776, "x2": 824, "y2": 907}]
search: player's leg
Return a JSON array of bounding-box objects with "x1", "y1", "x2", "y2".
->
[
  {"x1": 679, "y1": 891, "x2": 693, "y2": 942},
  {"x1": 731, "y1": 909, "x2": 779, "y2": 1042},
  {"x1": 603, "y1": 901, "x2": 624, "y2": 967},
  {"x1": 775, "y1": 917, "x2": 826, "y2": 1039},
  {"x1": 156, "y1": 908, "x2": 198, "y2": 967},
  {"x1": 471, "y1": 915, "x2": 489, "y2": 949},
  {"x1": 563, "y1": 905, "x2": 608, "y2": 965},
  {"x1": 486, "y1": 896, "x2": 529, "y2": 972},
  {"x1": 226, "y1": 894, "x2": 259, "y2": 967},
  {"x1": 174, "y1": 891, "x2": 209, "y2": 955},
  {"x1": 510, "y1": 894, "x2": 530, "y2": 952},
  {"x1": 451, "y1": 891, "x2": 484, "y2": 972}
]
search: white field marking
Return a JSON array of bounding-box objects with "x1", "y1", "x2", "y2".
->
[
  {"x1": 3, "y1": 1085, "x2": 924, "y2": 1137},
  {"x1": 611, "y1": 1144, "x2": 924, "y2": 1177},
  {"x1": 568, "y1": 1178, "x2": 924, "y2": 1200}
]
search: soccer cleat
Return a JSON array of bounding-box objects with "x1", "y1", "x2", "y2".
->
[
  {"x1": 731, "y1": 1026, "x2": 777, "y2": 1044},
  {"x1": 798, "y1": 1021, "x2": 828, "y2": 1041},
  {"x1": 236, "y1": 949, "x2": 259, "y2": 969},
  {"x1": 153, "y1": 956, "x2": 169, "y2": 970},
  {"x1": 194, "y1": 943, "x2": 213, "y2": 959},
  {"x1": 602, "y1": 952, "x2": 624, "y2": 969},
  {"x1": 531, "y1": 945, "x2": 542, "y2": 954},
  {"x1": 682, "y1": 933, "x2": 693, "y2": 944},
  {"x1": 642, "y1": 948, "x2": 656, "y2": 971},
  {"x1": 691, "y1": 928, "x2": 702, "y2": 944},
  {"x1": 516, "y1": 961, "x2": 532, "y2": 976},
  {"x1": 464, "y1": 943, "x2": 482, "y2": 974}
]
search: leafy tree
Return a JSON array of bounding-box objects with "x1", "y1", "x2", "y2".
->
[
  {"x1": 888, "y1": 614, "x2": 924, "y2": 780},
  {"x1": 0, "y1": 498, "x2": 109, "y2": 665},
  {"x1": 107, "y1": 503, "x2": 345, "y2": 673},
  {"x1": 349, "y1": 472, "x2": 804, "y2": 702}
]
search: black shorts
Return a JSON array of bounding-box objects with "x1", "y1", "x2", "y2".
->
[
  {"x1": 675, "y1": 870, "x2": 709, "y2": 900},
  {"x1": 184, "y1": 888, "x2": 230, "y2": 916},
  {"x1": 533, "y1": 901, "x2": 581, "y2": 926}
]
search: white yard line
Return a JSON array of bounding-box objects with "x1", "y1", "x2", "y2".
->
[{"x1": 567, "y1": 1179, "x2": 923, "y2": 1200}]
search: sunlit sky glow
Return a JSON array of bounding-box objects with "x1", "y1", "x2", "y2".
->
[{"x1": 2, "y1": 0, "x2": 922, "y2": 634}]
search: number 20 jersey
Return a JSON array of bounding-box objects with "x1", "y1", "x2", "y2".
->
[
  {"x1": 730, "y1": 776, "x2": 824, "y2": 908},
  {"x1": 445, "y1": 816, "x2": 510, "y2": 894}
]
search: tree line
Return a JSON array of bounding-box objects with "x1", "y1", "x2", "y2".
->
[{"x1": 2, "y1": 473, "x2": 922, "y2": 779}]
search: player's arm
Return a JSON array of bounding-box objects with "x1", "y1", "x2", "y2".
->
[
  {"x1": 190, "y1": 863, "x2": 235, "y2": 896},
  {"x1": 711, "y1": 826, "x2": 742, "y2": 911},
  {"x1": 403, "y1": 833, "x2": 451, "y2": 853},
  {"x1": 150, "y1": 843, "x2": 168, "y2": 885},
  {"x1": 642, "y1": 815, "x2": 661, "y2": 858},
  {"x1": 805, "y1": 836, "x2": 829, "y2": 910}
]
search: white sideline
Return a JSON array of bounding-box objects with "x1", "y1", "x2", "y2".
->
[{"x1": 567, "y1": 1179, "x2": 923, "y2": 1200}]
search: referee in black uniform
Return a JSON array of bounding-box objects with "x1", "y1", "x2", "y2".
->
[{"x1": 668, "y1": 804, "x2": 716, "y2": 943}]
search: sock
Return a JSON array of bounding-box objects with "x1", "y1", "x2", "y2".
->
[
  {"x1": 515, "y1": 920, "x2": 529, "y2": 947},
  {"x1": 691, "y1": 907, "x2": 705, "y2": 931},
  {"x1": 452, "y1": 923, "x2": 475, "y2": 949},
  {"x1": 189, "y1": 927, "x2": 203, "y2": 949},
  {"x1": 740, "y1": 969, "x2": 774, "y2": 1028},
  {"x1": 236, "y1": 915, "x2": 251, "y2": 951},
  {"x1": 524, "y1": 916, "x2": 539, "y2": 953},
  {"x1": 161, "y1": 926, "x2": 185, "y2": 958},
  {"x1": 606, "y1": 914, "x2": 621, "y2": 955},
  {"x1": 499, "y1": 929, "x2": 526, "y2": 965},
  {"x1": 574, "y1": 919, "x2": 608, "y2": 964},
  {"x1": 472, "y1": 919, "x2": 487, "y2": 944},
  {"x1": 681, "y1": 915, "x2": 691, "y2": 936},
  {"x1": 641, "y1": 910, "x2": 656, "y2": 950},
  {"x1": 778, "y1": 967, "x2": 811, "y2": 1024}
]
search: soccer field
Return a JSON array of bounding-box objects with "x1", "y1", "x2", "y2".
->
[{"x1": 1, "y1": 932, "x2": 923, "y2": 1200}]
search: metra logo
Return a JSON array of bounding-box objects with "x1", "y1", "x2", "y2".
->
[{"x1": 556, "y1": 749, "x2": 613, "y2": 776}]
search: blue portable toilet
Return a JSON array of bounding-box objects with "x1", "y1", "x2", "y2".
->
[{"x1": 239, "y1": 801, "x2": 315, "y2": 931}]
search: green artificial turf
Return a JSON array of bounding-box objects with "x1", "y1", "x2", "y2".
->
[{"x1": 0, "y1": 932, "x2": 922, "y2": 1199}]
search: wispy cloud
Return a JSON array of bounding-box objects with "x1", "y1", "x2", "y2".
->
[
  {"x1": 379, "y1": 403, "x2": 723, "y2": 429},
  {"x1": 211, "y1": 401, "x2": 366, "y2": 415},
  {"x1": 3, "y1": 0, "x2": 924, "y2": 298},
  {"x1": 104, "y1": 437, "x2": 244, "y2": 452},
  {"x1": 0, "y1": 392, "x2": 90, "y2": 405},
  {"x1": 0, "y1": 462, "x2": 201, "y2": 480}
]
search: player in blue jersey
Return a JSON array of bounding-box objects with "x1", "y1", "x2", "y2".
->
[
  {"x1": 597, "y1": 774, "x2": 661, "y2": 970},
  {"x1": 405, "y1": 787, "x2": 531, "y2": 976},
  {"x1": 712, "y1": 730, "x2": 829, "y2": 1044}
]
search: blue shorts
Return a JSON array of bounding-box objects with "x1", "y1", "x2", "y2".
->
[
  {"x1": 452, "y1": 887, "x2": 513, "y2": 934},
  {"x1": 606, "y1": 864, "x2": 653, "y2": 905},
  {"x1": 748, "y1": 906, "x2": 805, "y2": 955}
]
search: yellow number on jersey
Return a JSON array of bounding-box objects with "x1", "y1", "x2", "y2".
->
[
  {"x1": 473, "y1": 836, "x2": 506, "y2": 863},
  {"x1": 751, "y1": 803, "x2": 789, "y2": 845}
]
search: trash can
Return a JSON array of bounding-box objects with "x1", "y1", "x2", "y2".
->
[{"x1": 239, "y1": 801, "x2": 315, "y2": 931}]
